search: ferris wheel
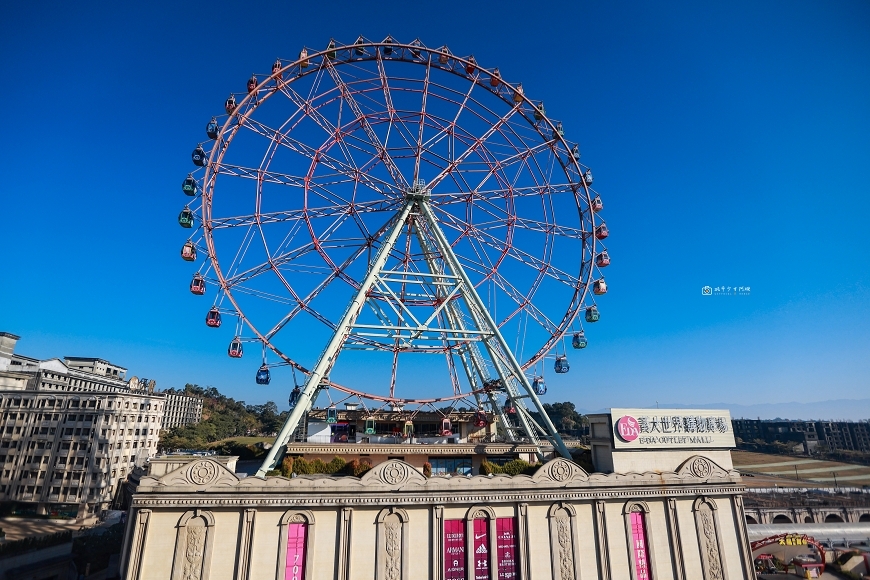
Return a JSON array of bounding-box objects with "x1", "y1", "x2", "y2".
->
[{"x1": 178, "y1": 37, "x2": 610, "y2": 475}]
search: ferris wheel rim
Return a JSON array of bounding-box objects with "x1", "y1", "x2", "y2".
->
[{"x1": 193, "y1": 37, "x2": 605, "y2": 404}]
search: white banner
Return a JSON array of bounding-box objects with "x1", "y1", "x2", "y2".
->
[{"x1": 610, "y1": 408, "x2": 735, "y2": 449}]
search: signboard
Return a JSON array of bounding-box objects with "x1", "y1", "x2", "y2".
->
[
  {"x1": 611, "y1": 408, "x2": 735, "y2": 449},
  {"x1": 473, "y1": 519, "x2": 491, "y2": 580},
  {"x1": 495, "y1": 518, "x2": 518, "y2": 580},
  {"x1": 284, "y1": 523, "x2": 307, "y2": 580},
  {"x1": 444, "y1": 519, "x2": 466, "y2": 580}
]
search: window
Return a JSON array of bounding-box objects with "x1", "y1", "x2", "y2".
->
[{"x1": 430, "y1": 458, "x2": 472, "y2": 475}]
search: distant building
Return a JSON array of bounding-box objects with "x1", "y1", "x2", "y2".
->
[
  {"x1": 0, "y1": 332, "x2": 166, "y2": 518},
  {"x1": 160, "y1": 391, "x2": 204, "y2": 430},
  {"x1": 732, "y1": 418, "x2": 870, "y2": 454}
]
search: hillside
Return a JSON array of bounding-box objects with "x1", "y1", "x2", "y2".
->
[{"x1": 158, "y1": 384, "x2": 288, "y2": 452}]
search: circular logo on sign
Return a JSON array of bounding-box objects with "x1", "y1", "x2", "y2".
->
[{"x1": 615, "y1": 416, "x2": 640, "y2": 442}]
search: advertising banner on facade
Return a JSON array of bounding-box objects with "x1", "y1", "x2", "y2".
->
[
  {"x1": 495, "y1": 517, "x2": 518, "y2": 580},
  {"x1": 284, "y1": 523, "x2": 307, "y2": 580},
  {"x1": 473, "y1": 519, "x2": 491, "y2": 580},
  {"x1": 444, "y1": 519, "x2": 466, "y2": 580},
  {"x1": 611, "y1": 408, "x2": 735, "y2": 449}
]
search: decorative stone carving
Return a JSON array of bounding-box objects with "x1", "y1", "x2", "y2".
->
[
  {"x1": 532, "y1": 457, "x2": 588, "y2": 484},
  {"x1": 700, "y1": 509, "x2": 723, "y2": 580},
  {"x1": 288, "y1": 513, "x2": 307, "y2": 523},
  {"x1": 548, "y1": 504, "x2": 579, "y2": 580},
  {"x1": 556, "y1": 516, "x2": 575, "y2": 580},
  {"x1": 690, "y1": 457, "x2": 712, "y2": 478},
  {"x1": 675, "y1": 455, "x2": 729, "y2": 480},
  {"x1": 384, "y1": 521, "x2": 401, "y2": 580},
  {"x1": 693, "y1": 498, "x2": 726, "y2": 580},
  {"x1": 376, "y1": 509, "x2": 409, "y2": 580},
  {"x1": 383, "y1": 462, "x2": 408, "y2": 485},
  {"x1": 156, "y1": 458, "x2": 240, "y2": 489},
  {"x1": 361, "y1": 459, "x2": 427, "y2": 488},
  {"x1": 472, "y1": 510, "x2": 488, "y2": 520},
  {"x1": 182, "y1": 524, "x2": 206, "y2": 580},
  {"x1": 189, "y1": 461, "x2": 218, "y2": 485}
]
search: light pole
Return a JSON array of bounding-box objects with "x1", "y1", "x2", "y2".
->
[{"x1": 832, "y1": 471, "x2": 838, "y2": 490}]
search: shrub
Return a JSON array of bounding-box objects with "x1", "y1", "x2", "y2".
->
[
  {"x1": 354, "y1": 459, "x2": 373, "y2": 477},
  {"x1": 422, "y1": 462, "x2": 432, "y2": 478},
  {"x1": 292, "y1": 457, "x2": 313, "y2": 474},
  {"x1": 280, "y1": 456, "x2": 294, "y2": 477},
  {"x1": 326, "y1": 456, "x2": 347, "y2": 474},
  {"x1": 480, "y1": 459, "x2": 540, "y2": 476}
]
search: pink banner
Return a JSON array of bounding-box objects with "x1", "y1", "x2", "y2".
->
[
  {"x1": 630, "y1": 512, "x2": 650, "y2": 580},
  {"x1": 473, "y1": 518, "x2": 491, "y2": 580},
  {"x1": 285, "y1": 523, "x2": 307, "y2": 580},
  {"x1": 444, "y1": 519, "x2": 466, "y2": 580},
  {"x1": 495, "y1": 518, "x2": 518, "y2": 580}
]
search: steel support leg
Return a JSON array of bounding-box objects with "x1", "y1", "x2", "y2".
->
[
  {"x1": 417, "y1": 201, "x2": 573, "y2": 459},
  {"x1": 256, "y1": 201, "x2": 415, "y2": 476}
]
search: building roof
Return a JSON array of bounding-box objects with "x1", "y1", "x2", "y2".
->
[{"x1": 0, "y1": 332, "x2": 21, "y2": 340}]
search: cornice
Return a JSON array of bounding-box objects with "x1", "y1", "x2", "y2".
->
[{"x1": 134, "y1": 455, "x2": 744, "y2": 504}]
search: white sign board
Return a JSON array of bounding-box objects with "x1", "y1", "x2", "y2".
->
[{"x1": 610, "y1": 408, "x2": 735, "y2": 449}]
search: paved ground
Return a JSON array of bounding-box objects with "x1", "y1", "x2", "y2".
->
[
  {"x1": 732, "y1": 450, "x2": 870, "y2": 487},
  {"x1": 0, "y1": 516, "x2": 81, "y2": 541}
]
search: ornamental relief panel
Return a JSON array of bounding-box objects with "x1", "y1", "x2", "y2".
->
[{"x1": 547, "y1": 504, "x2": 579, "y2": 580}]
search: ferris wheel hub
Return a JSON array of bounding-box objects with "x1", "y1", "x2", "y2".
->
[{"x1": 405, "y1": 178, "x2": 430, "y2": 201}]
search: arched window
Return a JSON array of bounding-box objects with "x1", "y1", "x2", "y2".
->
[
  {"x1": 278, "y1": 510, "x2": 315, "y2": 580},
  {"x1": 623, "y1": 501, "x2": 654, "y2": 580},
  {"x1": 859, "y1": 513, "x2": 870, "y2": 522},
  {"x1": 745, "y1": 515, "x2": 758, "y2": 524},
  {"x1": 824, "y1": 513, "x2": 844, "y2": 523},
  {"x1": 772, "y1": 514, "x2": 792, "y2": 524}
]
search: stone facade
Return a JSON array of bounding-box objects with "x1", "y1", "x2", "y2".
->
[{"x1": 121, "y1": 454, "x2": 755, "y2": 580}]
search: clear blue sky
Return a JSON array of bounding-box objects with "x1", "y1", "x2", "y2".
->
[{"x1": 1, "y1": 0, "x2": 868, "y2": 412}]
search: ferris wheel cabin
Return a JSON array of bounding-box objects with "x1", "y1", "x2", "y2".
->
[
  {"x1": 572, "y1": 331, "x2": 588, "y2": 349},
  {"x1": 532, "y1": 376, "x2": 547, "y2": 394},
  {"x1": 178, "y1": 207, "x2": 194, "y2": 228},
  {"x1": 227, "y1": 338, "x2": 243, "y2": 358},
  {"x1": 289, "y1": 386, "x2": 301, "y2": 407},
  {"x1": 190, "y1": 273, "x2": 205, "y2": 295},
  {"x1": 554, "y1": 355, "x2": 570, "y2": 374},
  {"x1": 191, "y1": 145, "x2": 206, "y2": 167},
  {"x1": 255, "y1": 365, "x2": 271, "y2": 385},
  {"x1": 182, "y1": 174, "x2": 197, "y2": 196},
  {"x1": 206, "y1": 118, "x2": 219, "y2": 140},
  {"x1": 181, "y1": 241, "x2": 197, "y2": 262},
  {"x1": 596, "y1": 251, "x2": 610, "y2": 268},
  {"x1": 585, "y1": 305, "x2": 600, "y2": 323},
  {"x1": 205, "y1": 307, "x2": 222, "y2": 328}
]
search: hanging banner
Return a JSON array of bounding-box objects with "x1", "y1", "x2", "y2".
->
[
  {"x1": 284, "y1": 523, "x2": 307, "y2": 580},
  {"x1": 495, "y1": 517, "x2": 518, "y2": 580},
  {"x1": 473, "y1": 519, "x2": 491, "y2": 580},
  {"x1": 444, "y1": 519, "x2": 466, "y2": 580}
]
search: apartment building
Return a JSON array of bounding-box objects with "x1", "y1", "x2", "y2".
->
[
  {"x1": 160, "y1": 390, "x2": 204, "y2": 430},
  {"x1": 732, "y1": 417, "x2": 870, "y2": 454},
  {"x1": 0, "y1": 332, "x2": 165, "y2": 518}
]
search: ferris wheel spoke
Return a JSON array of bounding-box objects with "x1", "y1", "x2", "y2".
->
[
  {"x1": 324, "y1": 59, "x2": 408, "y2": 189},
  {"x1": 241, "y1": 115, "x2": 401, "y2": 198},
  {"x1": 413, "y1": 54, "x2": 432, "y2": 182},
  {"x1": 435, "y1": 210, "x2": 579, "y2": 287},
  {"x1": 210, "y1": 198, "x2": 400, "y2": 230},
  {"x1": 487, "y1": 270, "x2": 561, "y2": 336},
  {"x1": 427, "y1": 105, "x2": 521, "y2": 190},
  {"x1": 264, "y1": 236, "x2": 378, "y2": 340}
]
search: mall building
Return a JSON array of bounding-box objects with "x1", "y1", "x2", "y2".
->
[{"x1": 120, "y1": 407, "x2": 756, "y2": 580}]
